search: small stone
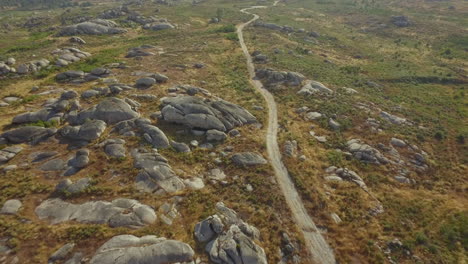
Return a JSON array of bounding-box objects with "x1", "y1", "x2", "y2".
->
[{"x1": 0, "y1": 199, "x2": 22, "y2": 215}]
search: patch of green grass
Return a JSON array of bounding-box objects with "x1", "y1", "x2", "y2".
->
[
  {"x1": 26, "y1": 119, "x2": 59, "y2": 128},
  {"x1": 6, "y1": 39, "x2": 56, "y2": 54},
  {"x1": 61, "y1": 225, "x2": 105, "y2": 241},
  {"x1": 213, "y1": 24, "x2": 236, "y2": 33},
  {"x1": 326, "y1": 150, "x2": 344, "y2": 167},
  {"x1": 225, "y1": 32, "x2": 239, "y2": 41}
]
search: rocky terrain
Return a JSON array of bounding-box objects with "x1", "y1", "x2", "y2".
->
[{"x1": 0, "y1": 0, "x2": 466, "y2": 263}]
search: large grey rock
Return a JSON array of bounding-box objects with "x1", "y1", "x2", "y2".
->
[
  {"x1": 390, "y1": 138, "x2": 406, "y2": 148},
  {"x1": 298, "y1": 80, "x2": 333, "y2": 95},
  {"x1": 35, "y1": 198, "x2": 156, "y2": 227},
  {"x1": 194, "y1": 202, "x2": 267, "y2": 264},
  {"x1": 0, "y1": 146, "x2": 23, "y2": 164},
  {"x1": 132, "y1": 149, "x2": 185, "y2": 194},
  {"x1": 41, "y1": 158, "x2": 66, "y2": 171},
  {"x1": 161, "y1": 96, "x2": 257, "y2": 132},
  {"x1": 49, "y1": 243, "x2": 75, "y2": 263},
  {"x1": 89, "y1": 235, "x2": 194, "y2": 264},
  {"x1": 1, "y1": 126, "x2": 56, "y2": 144},
  {"x1": 102, "y1": 139, "x2": 126, "y2": 158},
  {"x1": 68, "y1": 97, "x2": 139, "y2": 125},
  {"x1": 304, "y1": 111, "x2": 322, "y2": 121},
  {"x1": 12, "y1": 108, "x2": 55, "y2": 124},
  {"x1": 135, "y1": 77, "x2": 156, "y2": 89},
  {"x1": 140, "y1": 124, "x2": 170, "y2": 149},
  {"x1": 284, "y1": 140, "x2": 298, "y2": 157},
  {"x1": 231, "y1": 152, "x2": 267, "y2": 167},
  {"x1": 206, "y1": 129, "x2": 227, "y2": 142},
  {"x1": 30, "y1": 151, "x2": 58, "y2": 163},
  {"x1": 184, "y1": 177, "x2": 205, "y2": 190},
  {"x1": 170, "y1": 141, "x2": 191, "y2": 153},
  {"x1": 0, "y1": 199, "x2": 22, "y2": 215},
  {"x1": 60, "y1": 120, "x2": 106, "y2": 143},
  {"x1": 58, "y1": 19, "x2": 126, "y2": 36}
]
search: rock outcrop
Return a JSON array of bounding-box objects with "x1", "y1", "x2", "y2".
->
[
  {"x1": 132, "y1": 149, "x2": 185, "y2": 194},
  {"x1": 58, "y1": 19, "x2": 126, "y2": 36},
  {"x1": 160, "y1": 95, "x2": 257, "y2": 132},
  {"x1": 1, "y1": 126, "x2": 56, "y2": 144},
  {"x1": 298, "y1": 80, "x2": 333, "y2": 95},
  {"x1": 35, "y1": 198, "x2": 156, "y2": 228},
  {"x1": 194, "y1": 202, "x2": 267, "y2": 264},
  {"x1": 89, "y1": 235, "x2": 194, "y2": 264},
  {"x1": 347, "y1": 139, "x2": 389, "y2": 164},
  {"x1": 68, "y1": 97, "x2": 139, "y2": 125},
  {"x1": 255, "y1": 68, "x2": 305, "y2": 89},
  {"x1": 60, "y1": 120, "x2": 106, "y2": 144},
  {"x1": 0, "y1": 146, "x2": 23, "y2": 164}
]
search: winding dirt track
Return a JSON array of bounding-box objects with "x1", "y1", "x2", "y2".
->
[{"x1": 237, "y1": 3, "x2": 336, "y2": 264}]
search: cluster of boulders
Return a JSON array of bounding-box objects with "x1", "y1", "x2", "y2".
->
[
  {"x1": 380, "y1": 111, "x2": 409, "y2": 125},
  {"x1": 135, "y1": 73, "x2": 168, "y2": 88},
  {"x1": 167, "y1": 84, "x2": 211, "y2": 96},
  {"x1": 12, "y1": 89, "x2": 80, "y2": 125},
  {"x1": 82, "y1": 84, "x2": 134, "y2": 99},
  {"x1": 127, "y1": 13, "x2": 159, "y2": 25},
  {"x1": 51, "y1": 47, "x2": 91, "y2": 67},
  {"x1": 347, "y1": 139, "x2": 389, "y2": 165},
  {"x1": 55, "y1": 177, "x2": 92, "y2": 195},
  {"x1": 194, "y1": 202, "x2": 267, "y2": 264},
  {"x1": 99, "y1": 6, "x2": 129, "y2": 19},
  {"x1": 39, "y1": 148, "x2": 90, "y2": 175},
  {"x1": 35, "y1": 198, "x2": 156, "y2": 228},
  {"x1": 0, "y1": 57, "x2": 16, "y2": 75},
  {"x1": 56, "y1": 68, "x2": 112, "y2": 83},
  {"x1": 252, "y1": 51, "x2": 268, "y2": 64},
  {"x1": 17, "y1": 58, "x2": 50, "y2": 74},
  {"x1": 324, "y1": 166, "x2": 368, "y2": 191},
  {"x1": 255, "y1": 68, "x2": 305, "y2": 90},
  {"x1": 58, "y1": 19, "x2": 127, "y2": 36}
]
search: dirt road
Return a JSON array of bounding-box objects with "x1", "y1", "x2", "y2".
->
[{"x1": 237, "y1": 5, "x2": 336, "y2": 264}]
